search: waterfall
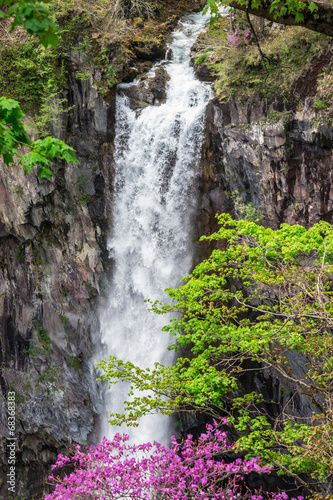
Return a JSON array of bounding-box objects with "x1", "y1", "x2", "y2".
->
[{"x1": 99, "y1": 10, "x2": 212, "y2": 444}]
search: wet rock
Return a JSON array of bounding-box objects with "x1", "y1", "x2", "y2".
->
[
  {"x1": 121, "y1": 65, "x2": 170, "y2": 110},
  {"x1": 194, "y1": 63, "x2": 215, "y2": 82},
  {"x1": 131, "y1": 35, "x2": 167, "y2": 61}
]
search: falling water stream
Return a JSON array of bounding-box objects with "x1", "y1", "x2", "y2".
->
[{"x1": 100, "y1": 10, "x2": 212, "y2": 444}]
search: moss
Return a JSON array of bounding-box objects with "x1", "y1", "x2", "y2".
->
[
  {"x1": 68, "y1": 356, "x2": 82, "y2": 372},
  {"x1": 15, "y1": 392, "x2": 25, "y2": 404},
  {"x1": 59, "y1": 314, "x2": 69, "y2": 326},
  {"x1": 0, "y1": 39, "x2": 66, "y2": 114},
  {"x1": 61, "y1": 286, "x2": 70, "y2": 297},
  {"x1": 79, "y1": 193, "x2": 93, "y2": 204},
  {"x1": 36, "y1": 321, "x2": 52, "y2": 348},
  {"x1": 82, "y1": 280, "x2": 98, "y2": 298}
]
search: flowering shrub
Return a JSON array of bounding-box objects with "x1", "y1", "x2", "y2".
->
[
  {"x1": 45, "y1": 420, "x2": 301, "y2": 500},
  {"x1": 227, "y1": 29, "x2": 251, "y2": 47}
]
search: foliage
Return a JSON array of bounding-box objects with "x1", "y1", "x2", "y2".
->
[
  {"x1": 98, "y1": 215, "x2": 333, "y2": 491},
  {"x1": 0, "y1": 97, "x2": 76, "y2": 179},
  {"x1": 0, "y1": 1, "x2": 78, "y2": 177},
  {"x1": 36, "y1": 321, "x2": 51, "y2": 345},
  {"x1": 34, "y1": 92, "x2": 72, "y2": 136},
  {"x1": 45, "y1": 420, "x2": 296, "y2": 500},
  {"x1": 0, "y1": 0, "x2": 59, "y2": 47},
  {"x1": 204, "y1": 0, "x2": 318, "y2": 25},
  {"x1": 68, "y1": 356, "x2": 81, "y2": 372},
  {"x1": 0, "y1": 40, "x2": 64, "y2": 114}
]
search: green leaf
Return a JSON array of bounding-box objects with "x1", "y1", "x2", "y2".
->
[
  {"x1": 3, "y1": 152, "x2": 13, "y2": 165},
  {"x1": 308, "y1": 1, "x2": 318, "y2": 12},
  {"x1": 40, "y1": 31, "x2": 59, "y2": 48},
  {"x1": 38, "y1": 166, "x2": 53, "y2": 179},
  {"x1": 295, "y1": 11, "x2": 304, "y2": 22}
]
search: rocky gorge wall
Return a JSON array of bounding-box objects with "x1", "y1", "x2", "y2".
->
[
  {"x1": 0, "y1": 61, "x2": 116, "y2": 497},
  {"x1": 198, "y1": 96, "x2": 333, "y2": 234},
  {"x1": 196, "y1": 41, "x2": 333, "y2": 242}
]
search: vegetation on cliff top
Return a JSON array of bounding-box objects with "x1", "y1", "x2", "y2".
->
[
  {"x1": 0, "y1": 1, "x2": 77, "y2": 178},
  {"x1": 0, "y1": 0, "x2": 196, "y2": 112},
  {"x1": 193, "y1": 13, "x2": 330, "y2": 107}
]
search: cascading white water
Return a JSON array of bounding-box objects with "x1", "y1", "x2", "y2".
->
[{"x1": 100, "y1": 10, "x2": 212, "y2": 444}]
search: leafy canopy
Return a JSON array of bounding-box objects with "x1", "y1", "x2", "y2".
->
[
  {"x1": 0, "y1": 97, "x2": 76, "y2": 179},
  {"x1": 0, "y1": 1, "x2": 76, "y2": 178},
  {"x1": 204, "y1": 0, "x2": 318, "y2": 24},
  {"x1": 98, "y1": 215, "x2": 333, "y2": 490},
  {"x1": 0, "y1": 0, "x2": 59, "y2": 47}
]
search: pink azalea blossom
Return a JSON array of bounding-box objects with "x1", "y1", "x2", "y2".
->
[{"x1": 44, "y1": 421, "x2": 302, "y2": 500}]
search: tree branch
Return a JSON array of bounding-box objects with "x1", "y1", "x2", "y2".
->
[{"x1": 229, "y1": 0, "x2": 333, "y2": 37}]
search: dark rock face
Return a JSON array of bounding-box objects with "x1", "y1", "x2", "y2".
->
[
  {"x1": 193, "y1": 63, "x2": 215, "y2": 82},
  {"x1": 0, "y1": 5, "x2": 208, "y2": 498},
  {"x1": 196, "y1": 96, "x2": 333, "y2": 251},
  {"x1": 0, "y1": 56, "x2": 116, "y2": 499}
]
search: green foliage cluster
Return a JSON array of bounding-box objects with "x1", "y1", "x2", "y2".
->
[
  {"x1": 205, "y1": 0, "x2": 318, "y2": 25},
  {"x1": 82, "y1": 280, "x2": 98, "y2": 298},
  {"x1": 36, "y1": 320, "x2": 51, "y2": 346},
  {"x1": 68, "y1": 355, "x2": 82, "y2": 372},
  {"x1": 0, "y1": 0, "x2": 59, "y2": 47},
  {"x1": 61, "y1": 286, "x2": 70, "y2": 297},
  {"x1": 59, "y1": 314, "x2": 69, "y2": 326},
  {"x1": 0, "y1": 1, "x2": 78, "y2": 178},
  {"x1": 23, "y1": 344, "x2": 39, "y2": 356},
  {"x1": 98, "y1": 215, "x2": 333, "y2": 492},
  {"x1": 0, "y1": 97, "x2": 76, "y2": 179}
]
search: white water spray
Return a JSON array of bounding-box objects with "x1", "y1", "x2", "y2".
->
[{"x1": 100, "y1": 10, "x2": 212, "y2": 444}]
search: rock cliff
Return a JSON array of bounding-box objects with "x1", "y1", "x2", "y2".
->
[
  {"x1": 0, "y1": 68, "x2": 115, "y2": 497},
  {"x1": 199, "y1": 96, "x2": 333, "y2": 232},
  {"x1": 194, "y1": 35, "x2": 333, "y2": 254}
]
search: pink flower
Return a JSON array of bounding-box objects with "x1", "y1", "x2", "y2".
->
[{"x1": 44, "y1": 421, "x2": 298, "y2": 500}]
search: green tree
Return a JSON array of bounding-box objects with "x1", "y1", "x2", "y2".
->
[
  {"x1": 0, "y1": 0, "x2": 76, "y2": 178},
  {"x1": 98, "y1": 214, "x2": 333, "y2": 494}
]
